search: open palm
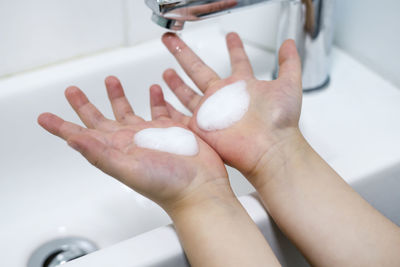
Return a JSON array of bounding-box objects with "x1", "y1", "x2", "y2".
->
[
  {"x1": 38, "y1": 76, "x2": 227, "y2": 208},
  {"x1": 161, "y1": 32, "x2": 303, "y2": 178}
]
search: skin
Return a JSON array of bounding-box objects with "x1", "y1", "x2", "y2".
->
[
  {"x1": 161, "y1": 32, "x2": 400, "y2": 266},
  {"x1": 38, "y1": 77, "x2": 280, "y2": 267},
  {"x1": 161, "y1": 32, "x2": 302, "y2": 179}
]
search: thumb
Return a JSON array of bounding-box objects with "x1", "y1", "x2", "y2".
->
[{"x1": 277, "y1": 39, "x2": 302, "y2": 88}]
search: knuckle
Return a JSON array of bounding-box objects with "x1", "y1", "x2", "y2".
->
[
  {"x1": 180, "y1": 85, "x2": 195, "y2": 100},
  {"x1": 188, "y1": 96, "x2": 200, "y2": 110},
  {"x1": 206, "y1": 77, "x2": 220, "y2": 89},
  {"x1": 190, "y1": 60, "x2": 205, "y2": 74},
  {"x1": 92, "y1": 158, "x2": 101, "y2": 169}
]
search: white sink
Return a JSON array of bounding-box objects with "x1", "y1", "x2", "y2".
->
[
  {"x1": 63, "y1": 164, "x2": 400, "y2": 267},
  {"x1": 0, "y1": 25, "x2": 399, "y2": 267},
  {"x1": 0, "y1": 25, "x2": 258, "y2": 267}
]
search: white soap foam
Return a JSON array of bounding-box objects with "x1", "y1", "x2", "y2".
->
[
  {"x1": 197, "y1": 80, "x2": 250, "y2": 131},
  {"x1": 134, "y1": 127, "x2": 199, "y2": 156}
]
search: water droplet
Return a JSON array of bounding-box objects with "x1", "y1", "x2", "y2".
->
[{"x1": 175, "y1": 46, "x2": 182, "y2": 53}]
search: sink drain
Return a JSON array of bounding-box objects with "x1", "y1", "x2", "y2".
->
[{"x1": 27, "y1": 237, "x2": 98, "y2": 267}]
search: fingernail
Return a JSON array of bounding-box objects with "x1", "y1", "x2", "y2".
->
[
  {"x1": 227, "y1": 32, "x2": 237, "y2": 41},
  {"x1": 165, "y1": 32, "x2": 176, "y2": 38},
  {"x1": 163, "y1": 33, "x2": 179, "y2": 47}
]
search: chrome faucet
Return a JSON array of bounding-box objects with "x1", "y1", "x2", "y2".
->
[{"x1": 145, "y1": 0, "x2": 335, "y2": 91}]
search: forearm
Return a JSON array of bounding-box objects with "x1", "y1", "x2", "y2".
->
[
  {"x1": 166, "y1": 180, "x2": 280, "y2": 267},
  {"x1": 250, "y1": 130, "x2": 400, "y2": 266}
]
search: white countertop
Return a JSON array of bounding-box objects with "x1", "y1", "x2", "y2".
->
[{"x1": 301, "y1": 48, "x2": 400, "y2": 183}]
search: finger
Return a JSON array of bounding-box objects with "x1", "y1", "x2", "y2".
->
[
  {"x1": 162, "y1": 33, "x2": 220, "y2": 92},
  {"x1": 65, "y1": 86, "x2": 115, "y2": 131},
  {"x1": 67, "y1": 134, "x2": 131, "y2": 183},
  {"x1": 277, "y1": 39, "x2": 302, "y2": 88},
  {"x1": 226, "y1": 32, "x2": 254, "y2": 77},
  {"x1": 105, "y1": 76, "x2": 144, "y2": 124},
  {"x1": 163, "y1": 69, "x2": 202, "y2": 112},
  {"x1": 38, "y1": 112, "x2": 87, "y2": 140},
  {"x1": 165, "y1": 101, "x2": 191, "y2": 126},
  {"x1": 150, "y1": 85, "x2": 170, "y2": 120}
]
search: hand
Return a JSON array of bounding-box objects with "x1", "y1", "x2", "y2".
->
[
  {"x1": 38, "y1": 76, "x2": 229, "y2": 211},
  {"x1": 161, "y1": 32, "x2": 303, "y2": 182}
]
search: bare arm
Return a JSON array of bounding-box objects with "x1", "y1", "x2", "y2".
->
[
  {"x1": 252, "y1": 131, "x2": 400, "y2": 266},
  {"x1": 168, "y1": 183, "x2": 280, "y2": 267},
  {"x1": 161, "y1": 32, "x2": 400, "y2": 266}
]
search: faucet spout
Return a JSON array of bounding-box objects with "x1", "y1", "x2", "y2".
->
[
  {"x1": 151, "y1": 13, "x2": 184, "y2": 31},
  {"x1": 147, "y1": 0, "x2": 300, "y2": 31}
]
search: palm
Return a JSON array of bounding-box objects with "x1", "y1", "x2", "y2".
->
[
  {"x1": 38, "y1": 77, "x2": 227, "y2": 206},
  {"x1": 161, "y1": 32, "x2": 302, "y2": 176}
]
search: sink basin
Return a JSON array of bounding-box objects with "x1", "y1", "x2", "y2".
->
[
  {"x1": 64, "y1": 163, "x2": 400, "y2": 267},
  {"x1": 1, "y1": 24, "x2": 399, "y2": 267},
  {"x1": 0, "y1": 25, "x2": 260, "y2": 267}
]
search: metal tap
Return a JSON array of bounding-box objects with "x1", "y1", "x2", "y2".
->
[{"x1": 145, "y1": 0, "x2": 335, "y2": 91}]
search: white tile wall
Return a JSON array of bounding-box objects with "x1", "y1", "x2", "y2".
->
[
  {"x1": 0, "y1": 0, "x2": 125, "y2": 77},
  {"x1": 335, "y1": 0, "x2": 400, "y2": 87},
  {"x1": 219, "y1": 3, "x2": 281, "y2": 51},
  {"x1": 124, "y1": 0, "x2": 165, "y2": 46},
  {"x1": 0, "y1": 0, "x2": 227, "y2": 78},
  {"x1": 3, "y1": 0, "x2": 399, "y2": 88}
]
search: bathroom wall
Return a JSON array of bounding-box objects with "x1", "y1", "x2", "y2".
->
[
  {"x1": 334, "y1": 0, "x2": 400, "y2": 87},
  {"x1": 0, "y1": 0, "x2": 220, "y2": 78},
  {"x1": 0, "y1": 0, "x2": 125, "y2": 77},
  {"x1": 219, "y1": 3, "x2": 281, "y2": 51},
  {"x1": 1, "y1": 0, "x2": 399, "y2": 87}
]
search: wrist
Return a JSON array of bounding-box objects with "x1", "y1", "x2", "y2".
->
[
  {"x1": 248, "y1": 127, "x2": 309, "y2": 190},
  {"x1": 165, "y1": 177, "x2": 281, "y2": 267},
  {"x1": 162, "y1": 177, "x2": 239, "y2": 220}
]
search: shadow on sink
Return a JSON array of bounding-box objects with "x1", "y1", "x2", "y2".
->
[{"x1": 353, "y1": 163, "x2": 400, "y2": 226}]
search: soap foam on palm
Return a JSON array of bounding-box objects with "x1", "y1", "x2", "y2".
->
[
  {"x1": 197, "y1": 80, "x2": 250, "y2": 131},
  {"x1": 134, "y1": 127, "x2": 199, "y2": 156}
]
